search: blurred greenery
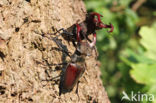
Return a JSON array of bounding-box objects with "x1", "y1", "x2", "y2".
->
[{"x1": 84, "y1": 0, "x2": 156, "y2": 103}]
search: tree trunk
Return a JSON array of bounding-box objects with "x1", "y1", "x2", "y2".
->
[{"x1": 0, "y1": 0, "x2": 110, "y2": 102}]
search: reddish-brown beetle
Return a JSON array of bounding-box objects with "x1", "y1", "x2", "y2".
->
[
  {"x1": 35, "y1": 12, "x2": 113, "y2": 96},
  {"x1": 59, "y1": 24, "x2": 96, "y2": 95}
]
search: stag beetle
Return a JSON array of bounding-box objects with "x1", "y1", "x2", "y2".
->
[
  {"x1": 58, "y1": 24, "x2": 96, "y2": 95},
  {"x1": 54, "y1": 12, "x2": 113, "y2": 46},
  {"x1": 52, "y1": 12, "x2": 114, "y2": 95},
  {"x1": 34, "y1": 23, "x2": 96, "y2": 95},
  {"x1": 34, "y1": 12, "x2": 113, "y2": 96}
]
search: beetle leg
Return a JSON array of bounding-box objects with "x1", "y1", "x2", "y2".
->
[
  {"x1": 42, "y1": 75, "x2": 61, "y2": 82},
  {"x1": 76, "y1": 81, "x2": 80, "y2": 100},
  {"x1": 93, "y1": 46, "x2": 98, "y2": 59},
  {"x1": 76, "y1": 23, "x2": 81, "y2": 42},
  {"x1": 52, "y1": 37, "x2": 71, "y2": 57},
  {"x1": 34, "y1": 30, "x2": 72, "y2": 57},
  {"x1": 59, "y1": 80, "x2": 63, "y2": 96},
  {"x1": 35, "y1": 60, "x2": 68, "y2": 67},
  {"x1": 53, "y1": 28, "x2": 78, "y2": 48},
  {"x1": 53, "y1": 28, "x2": 66, "y2": 35},
  {"x1": 53, "y1": 28, "x2": 74, "y2": 39}
]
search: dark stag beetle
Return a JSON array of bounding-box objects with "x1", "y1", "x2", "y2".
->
[
  {"x1": 54, "y1": 12, "x2": 114, "y2": 96},
  {"x1": 35, "y1": 12, "x2": 113, "y2": 96},
  {"x1": 59, "y1": 24, "x2": 96, "y2": 96},
  {"x1": 54, "y1": 12, "x2": 114, "y2": 46},
  {"x1": 35, "y1": 24, "x2": 96, "y2": 95}
]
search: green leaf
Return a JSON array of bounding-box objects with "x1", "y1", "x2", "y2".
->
[
  {"x1": 120, "y1": 48, "x2": 155, "y2": 65},
  {"x1": 84, "y1": 1, "x2": 104, "y2": 10},
  {"x1": 139, "y1": 25, "x2": 156, "y2": 60},
  {"x1": 148, "y1": 86, "x2": 156, "y2": 103},
  {"x1": 119, "y1": 0, "x2": 132, "y2": 7},
  {"x1": 130, "y1": 63, "x2": 156, "y2": 85}
]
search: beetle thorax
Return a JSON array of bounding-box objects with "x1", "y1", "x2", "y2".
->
[
  {"x1": 71, "y1": 53, "x2": 85, "y2": 63},
  {"x1": 76, "y1": 42, "x2": 92, "y2": 56}
]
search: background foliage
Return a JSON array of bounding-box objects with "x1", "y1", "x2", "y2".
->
[{"x1": 84, "y1": 0, "x2": 156, "y2": 102}]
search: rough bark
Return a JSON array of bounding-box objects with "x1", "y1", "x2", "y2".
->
[{"x1": 0, "y1": 0, "x2": 110, "y2": 103}]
